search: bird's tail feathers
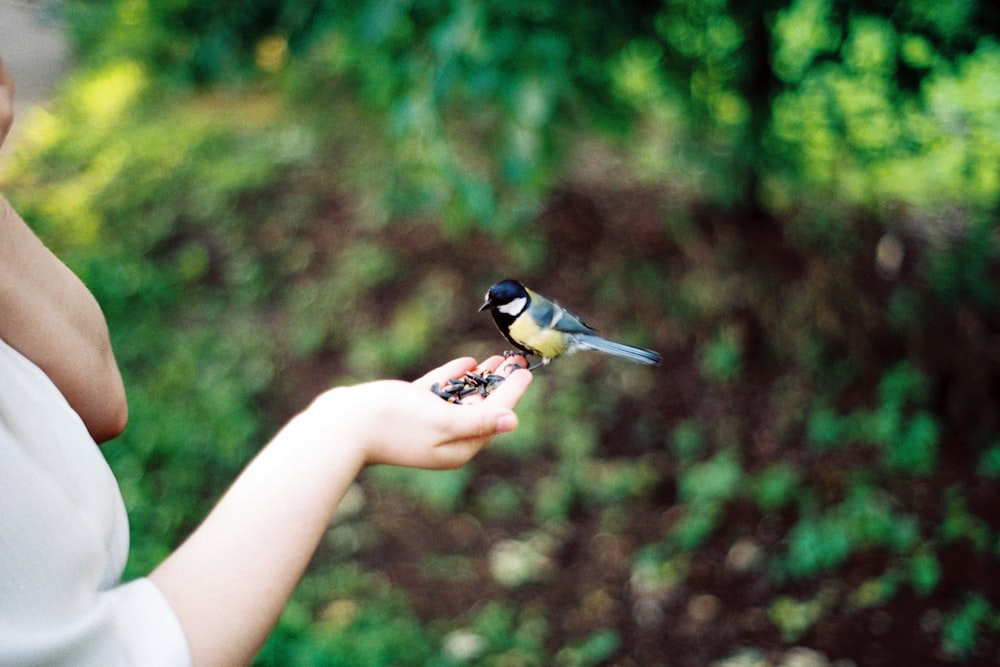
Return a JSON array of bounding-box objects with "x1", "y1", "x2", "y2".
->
[{"x1": 575, "y1": 334, "x2": 662, "y2": 366}]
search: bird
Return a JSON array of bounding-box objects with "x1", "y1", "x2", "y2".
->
[{"x1": 479, "y1": 278, "x2": 662, "y2": 371}]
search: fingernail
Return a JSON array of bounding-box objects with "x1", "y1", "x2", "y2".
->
[{"x1": 496, "y1": 411, "x2": 518, "y2": 433}]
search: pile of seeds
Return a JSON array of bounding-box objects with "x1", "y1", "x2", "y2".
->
[{"x1": 431, "y1": 369, "x2": 508, "y2": 403}]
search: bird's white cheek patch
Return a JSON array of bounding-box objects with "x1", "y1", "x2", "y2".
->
[{"x1": 498, "y1": 297, "x2": 527, "y2": 316}]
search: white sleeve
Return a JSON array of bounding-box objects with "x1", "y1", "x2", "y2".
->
[
  {"x1": 105, "y1": 579, "x2": 193, "y2": 667},
  {"x1": 0, "y1": 338, "x2": 192, "y2": 666},
  {"x1": 0, "y1": 579, "x2": 192, "y2": 667}
]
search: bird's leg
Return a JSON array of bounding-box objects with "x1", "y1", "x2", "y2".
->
[{"x1": 526, "y1": 357, "x2": 549, "y2": 372}]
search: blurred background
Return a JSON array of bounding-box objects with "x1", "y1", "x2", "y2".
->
[
  {"x1": 0, "y1": 1, "x2": 69, "y2": 153},
  {"x1": 1, "y1": 0, "x2": 998, "y2": 665}
]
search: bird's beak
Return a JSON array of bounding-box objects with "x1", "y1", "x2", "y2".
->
[{"x1": 479, "y1": 299, "x2": 492, "y2": 312}]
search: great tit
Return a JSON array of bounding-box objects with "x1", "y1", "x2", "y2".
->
[{"x1": 480, "y1": 279, "x2": 662, "y2": 370}]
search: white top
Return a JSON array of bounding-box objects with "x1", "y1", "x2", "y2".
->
[{"x1": 0, "y1": 337, "x2": 191, "y2": 666}]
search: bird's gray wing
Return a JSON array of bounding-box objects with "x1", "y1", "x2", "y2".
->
[{"x1": 539, "y1": 300, "x2": 598, "y2": 335}]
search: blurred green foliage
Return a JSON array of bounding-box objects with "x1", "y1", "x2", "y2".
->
[
  {"x1": 942, "y1": 594, "x2": 1000, "y2": 660},
  {"x1": 3, "y1": 0, "x2": 999, "y2": 663}
]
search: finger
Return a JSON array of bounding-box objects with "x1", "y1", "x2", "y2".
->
[
  {"x1": 483, "y1": 367, "x2": 533, "y2": 410},
  {"x1": 497, "y1": 354, "x2": 529, "y2": 375},
  {"x1": 427, "y1": 386, "x2": 520, "y2": 441},
  {"x1": 473, "y1": 355, "x2": 505, "y2": 374},
  {"x1": 440, "y1": 404, "x2": 517, "y2": 449},
  {"x1": 413, "y1": 357, "x2": 478, "y2": 388}
]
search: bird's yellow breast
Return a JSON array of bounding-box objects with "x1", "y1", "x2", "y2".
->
[{"x1": 508, "y1": 312, "x2": 570, "y2": 359}]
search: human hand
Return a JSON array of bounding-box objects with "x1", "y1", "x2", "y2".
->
[
  {"x1": 312, "y1": 356, "x2": 532, "y2": 470},
  {"x1": 0, "y1": 58, "x2": 14, "y2": 149},
  {"x1": 150, "y1": 355, "x2": 530, "y2": 667}
]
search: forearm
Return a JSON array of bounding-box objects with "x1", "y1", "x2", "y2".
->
[
  {"x1": 149, "y1": 391, "x2": 366, "y2": 667},
  {"x1": 0, "y1": 195, "x2": 127, "y2": 441},
  {"x1": 147, "y1": 361, "x2": 530, "y2": 667}
]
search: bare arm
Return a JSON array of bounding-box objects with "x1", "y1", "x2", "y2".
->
[
  {"x1": 0, "y1": 58, "x2": 12, "y2": 143},
  {"x1": 0, "y1": 61, "x2": 127, "y2": 442},
  {"x1": 0, "y1": 197, "x2": 129, "y2": 441},
  {"x1": 150, "y1": 356, "x2": 531, "y2": 667}
]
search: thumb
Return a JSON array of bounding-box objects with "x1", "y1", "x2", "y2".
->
[
  {"x1": 429, "y1": 408, "x2": 518, "y2": 470},
  {"x1": 442, "y1": 406, "x2": 518, "y2": 443}
]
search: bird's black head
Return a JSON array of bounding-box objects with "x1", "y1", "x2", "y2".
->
[
  {"x1": 480, "y1": 279, "x2": 530, "y2": 316},
  {"x1": 480, "y1": 279, "x2": 531, "y2": 353}
]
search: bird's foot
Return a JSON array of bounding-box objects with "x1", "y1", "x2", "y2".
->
[{"x1": 501, "y1": 350, "x2": 531, "y2": 373}]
